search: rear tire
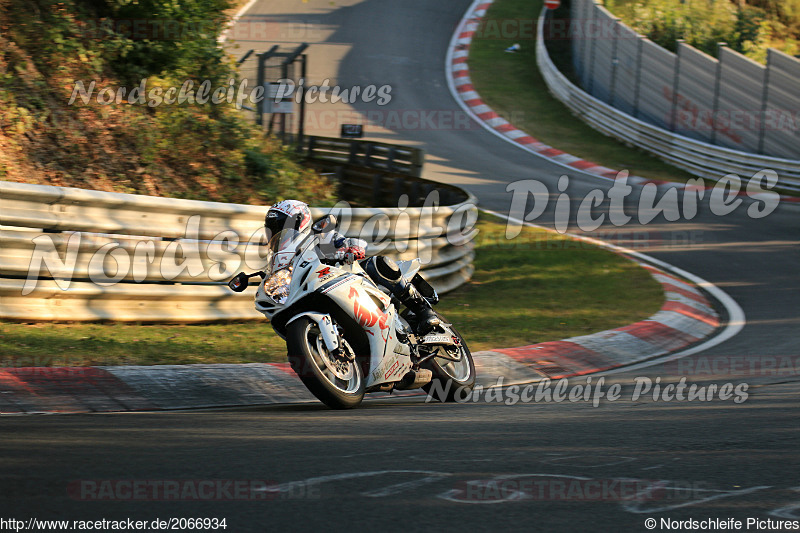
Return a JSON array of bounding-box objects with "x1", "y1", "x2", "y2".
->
[
  {"x1": 287, "y1": 317, "x2": 365, "y2": 409},
  {"x1": 422, "y1": 317, "x2": 476, "y2": 402}
]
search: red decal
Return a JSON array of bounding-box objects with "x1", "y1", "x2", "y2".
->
[
  {"x1": 348, "y1": 287, "x2": 358, "y2": 300},
  {"x1": 353, "y1": 299, "x2": 377, "y2": 328},
  {"x1": 378, "y1": 313, "x2": 389, "y2": 331},
  {"x1": 353, "y1": 295, "x2": 390, "y2": 334},
  {"x1": 317, "y1": 267, "x2": 331, "y2": 279},
  {"x1": 384, "y1": 361, "x2": 400, "y2": 380}
]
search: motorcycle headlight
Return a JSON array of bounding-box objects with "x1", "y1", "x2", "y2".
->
[{"x1": 263, "y1": 266, "x2": 293, "y2": 304}]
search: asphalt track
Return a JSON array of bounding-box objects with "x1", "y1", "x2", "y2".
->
[{"x1": 2, "y1": 1, "x2": 799, "y2": 531}]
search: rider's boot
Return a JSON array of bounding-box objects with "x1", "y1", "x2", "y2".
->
[{"x1": 396, "y1": 282, "x2": 440, "y2": 336}]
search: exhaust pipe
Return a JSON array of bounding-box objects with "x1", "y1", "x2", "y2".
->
[{"x1": 396, "y1": 368, "x2": 433, "y2": 390}]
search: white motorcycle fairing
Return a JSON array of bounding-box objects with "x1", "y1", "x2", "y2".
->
[{"x1": 253, "y1": 234, "x2": 416, "y2": 389}]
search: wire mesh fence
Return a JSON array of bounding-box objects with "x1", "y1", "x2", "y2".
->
[{"x1": 568, "y1": 0, "x2": 800, "y2": 160}]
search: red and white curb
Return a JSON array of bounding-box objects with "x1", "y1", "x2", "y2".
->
[
  {"x1": 0, "y1": 261, "x2": 719, "y2": 414},
  {"x1": 0, "y1": 364, "x2": 312, "y2": 414},
  {"x1": 447, "y1": 0, "x2": 800, "y2": 203}
]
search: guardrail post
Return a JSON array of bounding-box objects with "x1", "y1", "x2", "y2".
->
[
  {"x1": 307, "y1": 136, "x2": 317, "y2": 158},
  {"x1": 571, "y1": 0, "x2": 582, "y2": 80},
  {"x1": 422, "y1": 183, "x2": 436, "y2": 205},
  {"x1": 364, "y1": 143, "x2": 375, "y2": 168},
  {"x1": 409, "y1": 181, "x2": 420, "y2": 205},
  {"x1": 609, "y1": 18, "x2": 621, "y2": 106},
  {"x1": 758, "y1": 49, "x2": 773, "y2": 155},
  {"x1": 387, "y1": 146, "x2": 397, "y2": 173},
  {"x1": 710, "y1": 42, "x2": 727, "y2": 145},
  {"x1": 333, "y1": 165, "x2": 345, "y2": 197},
  {"x1": 586, "y1": 1, "x2": 599, "y2": 94},
  {"x1": 371, "y1": 174, "x2": 383, "y2": 206},
  {"x1": 632, "y1": 37, "x2": 644, "y2": 118},
  {"x1": 393, "y1": 177, "x2": 405, "y2": 204},
  {"x1": 669, "y1": 40, "x2": 684, "y2": 132}
]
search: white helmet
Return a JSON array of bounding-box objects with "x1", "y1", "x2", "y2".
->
[{"x1": 264, "y1": 199, "x2": 312, "y2": 238}]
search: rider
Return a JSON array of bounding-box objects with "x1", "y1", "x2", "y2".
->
[{"x1": 257, "y1": 199, "x2": 441, "y2": 336}]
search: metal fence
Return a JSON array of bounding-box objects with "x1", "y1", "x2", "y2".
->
[
  {"x1": 569, "y1": 0, "x2": 800, "y2": 160},
  {"x1": 237, "y1": 43, "x2": 308, "y2": 142},
  {"x1": 538, "y1": 7, "x2": 800, "y2": 190}
]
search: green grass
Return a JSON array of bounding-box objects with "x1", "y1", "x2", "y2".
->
[
  {"x1": 0, "y1": 216, "x2": 663, "y2": 366},
  {"x1": 467, "y1": 0, "x2": 699, "y2": 183}
]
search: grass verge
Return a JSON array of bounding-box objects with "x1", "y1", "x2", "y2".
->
[
  {"x1": 0, "y1": 215, "x2": 663, "y2": 366},
  {"x1": 467, "y1": 0, "x2": 699, "y2": 183}
]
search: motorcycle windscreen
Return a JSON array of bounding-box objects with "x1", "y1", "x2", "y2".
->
[{"x1": 267, "y1": 228, "x2": 306, "y2": 273}]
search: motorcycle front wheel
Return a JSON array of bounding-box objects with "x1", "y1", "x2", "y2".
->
[{"x1": 286, "y1": 317, "x2": 365, "y2": 409}]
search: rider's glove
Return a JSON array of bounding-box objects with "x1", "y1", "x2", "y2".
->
[
  {"x1": 334, "y1": 246, "x2": 366, "y2": 265},
  {"x1": 345, "y1": 246, "x2": 366, "y2": 261}
]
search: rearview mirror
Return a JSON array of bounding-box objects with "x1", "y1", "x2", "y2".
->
[{"x1": 312, "y1": 214, "x2": 337, "y2": 234}]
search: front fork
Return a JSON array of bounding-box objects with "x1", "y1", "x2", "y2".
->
[{"x1": 286, "y1": 312, "x2": 341, "y2": 354}]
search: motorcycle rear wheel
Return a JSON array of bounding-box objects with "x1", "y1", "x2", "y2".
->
[
  {"x1": 287, "y1": 317, "x2": 365, "y2": 409},
  {"x1": 422, "y1": 317, "x2": 476, "y2": 402}
]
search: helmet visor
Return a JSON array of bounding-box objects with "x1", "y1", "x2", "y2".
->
[{"x1": 268, "y1": 228, "x2": 302, "y2": 255}]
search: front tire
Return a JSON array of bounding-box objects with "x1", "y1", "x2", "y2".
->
[
  {"x1": 286, "y1": 317, "x2": 365, "y2": 409},
  {"x1": 422, "y1": 317, "x2": 476, "y2": 402}
]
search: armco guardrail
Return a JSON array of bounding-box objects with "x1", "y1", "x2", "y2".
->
[
  {"x1": 0, "y1": 144, "x2": 477, "y2": 322},
  {"x1": 537, "y1": 7, "x2": 800, "y2": 192}
]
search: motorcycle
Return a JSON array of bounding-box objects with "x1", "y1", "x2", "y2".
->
[{"x1": 228, "y1": 214, "x2": 475, "y2": 409}]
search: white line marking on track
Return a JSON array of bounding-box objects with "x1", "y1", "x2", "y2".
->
[
  {"x1": 541, "y1": 456, "x2": 638, "y2": 468},
  {"x1": 623, "y1": 484, "x2": 771, "y2": 514},
  {"x1": 219, "y1": 0, "x2": 261, "y2": 43},
  {"x1": 338, "y1": 448, "x2": 395, "y2": 459},
  {"x1": 362, "y1": 473, "x2": 452, "y2": 498},
  {"x1": 252, "y1": 470, "x2": 450, "y2": 495}
]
